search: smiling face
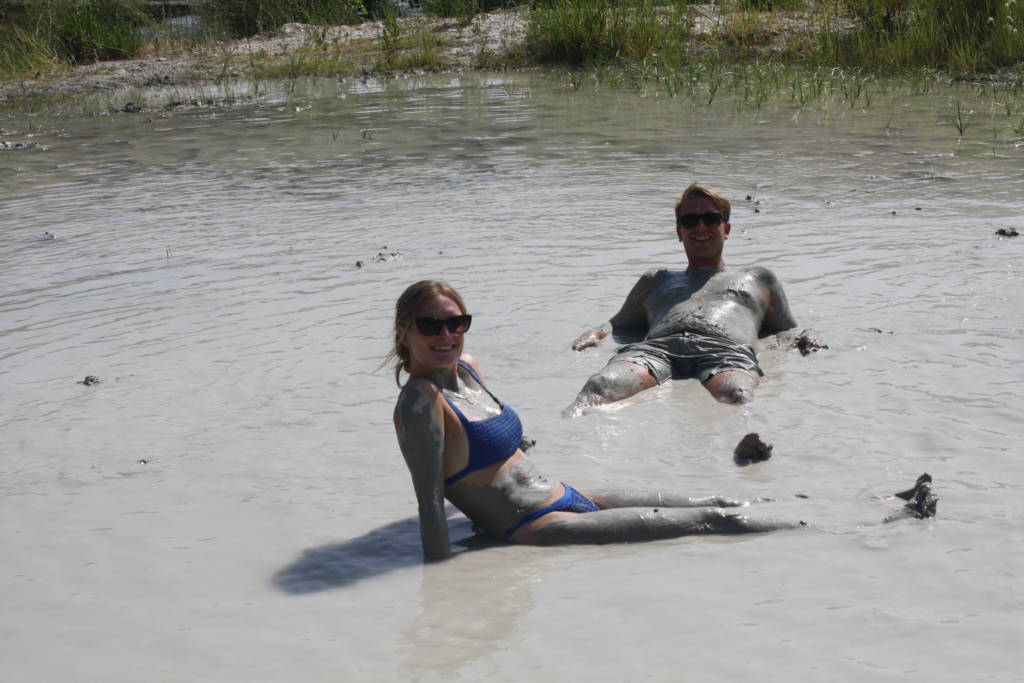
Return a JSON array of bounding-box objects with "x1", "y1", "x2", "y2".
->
[
  {"x1": 676, "y1": 195, "x2": 731, "y2": 269},
  {"x1": 402, "y1": 294, "x2": 467, "y2": 378}
]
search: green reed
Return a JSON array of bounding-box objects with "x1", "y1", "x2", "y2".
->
[
  {"x1": 521, "y1": 0, "x2": 1024, "y2": 76},
  {"x1": 525, "y1": 0, "x2": 677, "y2": 65},
  {"x1": 951, "y1": 100, "x2": 973, "y2": 136},
  {"x1": 199, "y1": 0, "x2": 363, "y2": 39},
  {"x1": 0, "y1": 0, "x2": 212, "y2": 80},
  {"x1": 0, "y1": 0, "x2": 148, "y2": 77}
]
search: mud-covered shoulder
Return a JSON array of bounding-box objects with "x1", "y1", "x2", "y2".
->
[
  {"x1": 607, "y1": 270, "x2": 659, "y2": 331},
  {"x1": 742, "y1": 264, "x2": 783, "y2": 289},
  {"x1": 394, "y1": 379, "x2": 443, "y2": 436},
  {"x1": 742, "y1": 265, "x2": 799, "y2": 333},
  {"x1": 396, "y1": 377, "x2": 441, "y2": 408},
  {"x1": 643, "y1": 268, "x2": 667, "y2": 283},
  {"x1": 636, "y1": 268, "x2": 667, "y2": 297}
]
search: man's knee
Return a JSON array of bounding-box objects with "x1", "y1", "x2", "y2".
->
[
  {"x1": 719, "y1": 384, "x2": 755, "y2": 405},
  {"x1": 705, "y1": 371, "x2": 758, "y2": 404},
  {"x1": 581, "y1": 369, "x2": 627, "y2": 400},
  {"x1": 580, "y1": 362, "x2": 654, "y2": 401}
]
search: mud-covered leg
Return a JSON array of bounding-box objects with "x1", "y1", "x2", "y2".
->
[
  {"x1": 533, "y1": 507, "x2": 803, "y2": 546},
  {"x1": 704, "y1": 370, "x2": 759, "y2": 405},
  {"x1": 564, "y1": 361, "x2": 658, "y2": 417},
  {"x1": 585, "y1": 489, "x2": 749, "y2": 509}
]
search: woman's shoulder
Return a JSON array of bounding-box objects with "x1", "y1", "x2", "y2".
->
[
  {"x1": 394, "y1": 379, "x2": 445, "y2": 429},
  {"x1": 459, "y1": 353, "x2": 485, "y2": 383},
  {"x1": 398, "y1": 378, "x2": 442, "y2": 403}
]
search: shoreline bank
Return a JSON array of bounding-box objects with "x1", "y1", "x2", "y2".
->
[
  {"x1": 1, "y1": 10, "x2": 528, "y2": 105},
  {"x1": 3, "y1": 2, "x2": 1024, "y2": 114}
]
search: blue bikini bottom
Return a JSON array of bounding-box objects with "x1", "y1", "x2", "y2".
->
[{"x1": 502, "y1": 484, "x2": 600, "y2": 539}]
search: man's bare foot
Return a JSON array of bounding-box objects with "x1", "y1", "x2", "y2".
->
[
  {"x1": 885, "y1": 473, "x2": 938, "y2": 522},
  {"x1": 734, "y1": 432, "x2": 773, "y2": 463}
]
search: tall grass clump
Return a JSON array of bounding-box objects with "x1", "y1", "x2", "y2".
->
[
  {"x1": 378, "y1": 0, "x2": 401, "y2": 63},
  {"x1": 935, "y1": 0, "x2": 1024, "y2": 70},
  {"x1": 737, "y1": 0, "x2": 806, "y2": 10},
  {"x1": 0, "y1": 23, "x2": 62, "y2": 78},
  {"x1": 1, "y1": 0, "x2": 152, "y2": 78},
  {"x1": 422, "y1": 0, "x2": 476, "y2": 18},
  {"x1": 53, "y1": 0, "x2": 148, "y2": 62},
  {"x1": 374, "y1": 2, "x2": 454, "y2": 71},
  {"x1": 420, "y1": 0, "x2": 510, "y2": 22},
  {"x1": 526, "y1": 0, "x2": 692, "y2": 64},
  {"x1": 199, "y1": 0, "x2": 365, "y2": 38},
  {"x1": 805, "y1": 0, "x2": 1024, "y2": 72}
]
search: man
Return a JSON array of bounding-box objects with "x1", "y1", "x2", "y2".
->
[{"x1": 567, "y1": 182, "x2": 823, "y2": 417}]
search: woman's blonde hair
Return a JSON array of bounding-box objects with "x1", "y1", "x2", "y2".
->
[{"x1": 388, "y1": 280, "x2": 468, "y2": 387}]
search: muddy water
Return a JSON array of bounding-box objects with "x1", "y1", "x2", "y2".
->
[{"x1": 2, "y1": 74, "x2": 1022, "y2": 681}]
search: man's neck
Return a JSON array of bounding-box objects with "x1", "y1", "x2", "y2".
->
[{"x1": 686, "y1": 258, "x2": 725, "y2": 271}]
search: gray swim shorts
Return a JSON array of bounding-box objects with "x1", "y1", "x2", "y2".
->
[{"x1": 608, "y1": 329, "x2": 764, "y2": 385}]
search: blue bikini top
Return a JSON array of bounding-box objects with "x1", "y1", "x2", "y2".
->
[{"x1": 441, "y1": 360, "x2": 523, "y2": 486}]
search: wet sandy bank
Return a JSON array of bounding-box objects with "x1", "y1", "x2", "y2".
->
[{"x1": 0, "y1": 11, "x2": 529, "y2": 102}]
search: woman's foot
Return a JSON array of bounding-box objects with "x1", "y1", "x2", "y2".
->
[{"x1": 885, "y1": 473, "x2": 938, "y2": 522}]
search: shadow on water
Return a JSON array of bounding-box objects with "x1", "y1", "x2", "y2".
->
[
  {"x1": 273, "y1": 506, "x2": 550, "y2": 679},
  {"x1": 273, "y1": 506, "x2": 497, "y2": 594}
]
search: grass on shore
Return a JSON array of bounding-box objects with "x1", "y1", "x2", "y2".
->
[
  {"x1": 0, "y1": 0, "x2": 210, "y2": 78},
  {"x1": 3, "y1": 0, "x2": 1024, "y2": 89},
  {"x1": 238, "y1": 19, "x2": 454, "y2": 87},
  {"x1": 200, "y1": 0, "x2": 364, "y2": 39},
  {"x1": 525, "y1": 0, "x2": 1024, "y2": 75}
]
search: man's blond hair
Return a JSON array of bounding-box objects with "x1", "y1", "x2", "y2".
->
[{"x1": 675, "y1": 182, "x2": 731, "y2": 223}]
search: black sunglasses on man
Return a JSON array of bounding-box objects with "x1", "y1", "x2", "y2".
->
[{"x1": 678, "y1": 212, "x2": 725, "y2": 230}]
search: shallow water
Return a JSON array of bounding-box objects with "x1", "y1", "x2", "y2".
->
[{"x1": 2, "y1": 74, "x2": 1023, "y2": 681}]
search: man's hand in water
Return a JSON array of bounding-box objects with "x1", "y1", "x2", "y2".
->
[
  {"x1": 572, "y1": 329, "x2": 607, "y2": 351},
  {"x1": 772, "y1": 328, "x2": 828, "y2": 356},
  {"x1": 792, "y1": 329, "x2": 827, "y2": 356}
]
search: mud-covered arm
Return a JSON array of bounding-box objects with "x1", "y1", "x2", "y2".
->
[
  {"x1": 757, "y1": 268, "x2": 799, "y2": 334},
  {"x1": 394, "y1": 382, "x2": 451, "y2": 562},
  {"x1": 756, "y1": 268, "x2": 827, "y2": 354},
  {"x1": 572, "y1": 272, "x2": 654, "y2": 350}
]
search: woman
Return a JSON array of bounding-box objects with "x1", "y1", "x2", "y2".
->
[{"x1": 390, "y1": 281, "x2": 936, "y2": 560}]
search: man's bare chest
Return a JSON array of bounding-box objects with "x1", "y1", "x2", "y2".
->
[{"x1": 643, "y1": 273, "x2": 767, "y2": 321}]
